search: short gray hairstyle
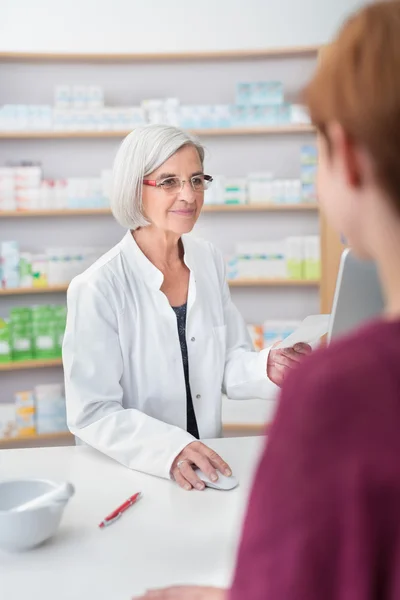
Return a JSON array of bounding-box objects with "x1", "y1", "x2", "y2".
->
[{"x1": 111, "y1": 124, "x2": 205, "y2": 229}]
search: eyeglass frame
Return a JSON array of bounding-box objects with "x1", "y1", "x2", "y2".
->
[{"x1": 143, "y1": 174, "x2": 213, "y2": 193}]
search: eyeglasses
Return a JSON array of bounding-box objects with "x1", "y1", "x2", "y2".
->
[{"x1": 143, "y1": 174, "x2": 213, "y2": 194}]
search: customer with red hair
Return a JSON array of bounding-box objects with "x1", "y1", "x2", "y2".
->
[{"x1": 137, "y1": 2, "x2": 400, "y2": 598}]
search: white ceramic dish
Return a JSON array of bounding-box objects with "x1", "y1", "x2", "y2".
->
[{"x1": 0, "y1": 479, "x2": 74, "y2": 552}]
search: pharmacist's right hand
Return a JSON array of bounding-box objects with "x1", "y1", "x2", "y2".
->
[{"x1": 170, "y1": 442, "x2": 232, "y2": 491}]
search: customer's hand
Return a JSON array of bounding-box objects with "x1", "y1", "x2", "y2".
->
[
  {"x1": 171, "y1": 441, "x2": 232, "y2": 491},
  {"x1": 134, "y1": 586, "x2": 226, "y2": 599},
  {"x1": 267, "y1": 342, "x2": 312, "y2": 387}
]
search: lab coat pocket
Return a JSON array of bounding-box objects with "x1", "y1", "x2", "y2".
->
[{"x1": 212, "y1": 325, "x2": 227, "y2": 378}]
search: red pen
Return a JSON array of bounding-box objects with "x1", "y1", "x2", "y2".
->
[{"x1": 98, "y1": 492, "x2": 142, "y2": 528}]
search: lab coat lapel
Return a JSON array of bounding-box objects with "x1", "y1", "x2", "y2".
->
[{"x1": 182, "y1": 235, "x2": 197, "y2": 317}]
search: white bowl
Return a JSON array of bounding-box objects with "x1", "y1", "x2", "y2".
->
[{"x1": 0, "y1": 479, "x2": 71, "y2": 552}]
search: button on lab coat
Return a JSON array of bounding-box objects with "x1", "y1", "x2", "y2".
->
[{"x1": 63, "y1": 232, "x2": 276, "y2": 479}]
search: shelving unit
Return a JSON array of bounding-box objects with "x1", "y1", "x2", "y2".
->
[
  {"x1": 0, "y1": 285, "x2": 69, "y2": 296},
  {"x1": 0, "y1": 46, "x2": 320, "y2": 62},
  {"x1": 0, "y1": 278, "x2": 319, "y2": 297},
  {"x1": 0, "y1": 208, "x2": 112, "y2": 218},
  {"x1": 0, "y1": 203, "x2": 318, "y2": 218},
  {"x1": 0, "y1": 431, "x2": 73, "y2": 449},
  {"x1": 203, "y1": 203, "x2": 318, "y2": 213},
  {"x1": 0, "y1": 358, "x2": 63, "y2": 372},
  {"x1": 0, "y1": 125, "x2": 315, "y2": 139},
  {"x1": 0, "y1": 44, "x2": 342, "y2": 448},
  {"x1": 229, "y1": 278, "x2": 319, "y2": 287},
  {"x1": 320, "y1": 211, "x2": 345, "y2": 313}
]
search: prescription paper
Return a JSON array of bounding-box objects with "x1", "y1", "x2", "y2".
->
[{"x1": 276, "y1": 314, "x2": 331, "y2": 350}]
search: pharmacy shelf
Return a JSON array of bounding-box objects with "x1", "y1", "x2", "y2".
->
[
  {"x1": 228, "y1": 278, "x2": 320, "y2": 287},
  {"x1": 0, "y1": 431, "x2": 74, "y2": 449},
  {"x1": 0, "y1": 285, "x2": 68, "y2": 296},
  {"x1": 203, "y1": 203, "x2": 319, "y2": 212},
  {"x1": 0, "y1": 204, "x2": 318, "y2": 218},
  {"x1": 0, "y1": 280, "x2": 319, "y2": 296},
  {"x1": 0, "y1": 125, "x2": 315, "y2": 139},
  {"x1": 0, "y1": 208, "x2": 111, "y2": 218},
  {"x1": 0, "y1": 46, "x2": 320, "y2": 62},
  {"x1": 0, "y1": 358, "x2": 63, "y2": 372}
]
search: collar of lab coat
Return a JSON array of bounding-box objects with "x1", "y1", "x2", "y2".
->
[{"x1": 120, "y1": 231, "x2": 195, "y2": 290}]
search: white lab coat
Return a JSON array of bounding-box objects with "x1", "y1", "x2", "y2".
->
[{"x1": 63, "y1": 231, "x2": 276, "y2": 479}]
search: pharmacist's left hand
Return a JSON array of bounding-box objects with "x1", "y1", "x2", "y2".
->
[
  {"x1": 134, "y1": 586, "x2": 226, "y2": 600},
  {"x1": 267, "y1": 342, "x2": 312, "y2": 387}
]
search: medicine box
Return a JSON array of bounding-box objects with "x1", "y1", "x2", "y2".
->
[
  {"x1": 0, "y1": 403, "x2": 16, "y2": 439},
  {"x1": 35, "y1": 384, "x2": 68, "y2": 434},
  {"x1": 286, "y1": 237, "x2": 304, "y2": 280},
  {"x1": 304, "y1": 236, "x2": 321, "y2": 280},
  {"x1": 0, "y1": 318, "x2": 11, "y2": 363},
  {"x1": 1, "y1": 240, "x2": 20, "y2": 289},
  {"x1": 247, "y1": 325, "x2": 264, "y2": 351},
  {"x1": 15, "y1": 391, "x2": 36, "y2": 436}
]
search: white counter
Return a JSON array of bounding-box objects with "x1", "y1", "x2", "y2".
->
[{"x1": 0, "y1": 436, "x2": 266, "y2": 600}]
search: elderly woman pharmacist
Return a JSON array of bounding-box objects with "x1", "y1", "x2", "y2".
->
[{"x1": 62, "y1": 124, "x2": 310, "y2": 491}]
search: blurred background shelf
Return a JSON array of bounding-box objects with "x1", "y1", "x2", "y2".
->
[
  {"x1": 0, "y1": 279, "x2": 319, "y2": 296},
  {"x1": 0, "y1": 359, "x2": 63, "y2": 372},
  {"x1": 0, "y1": 203, "x2": 319, "y2": 218},
  {"x1": 0, "y1": 285, "x2": 69, "y2": 296},
  {"x1": 0, "y1": 35, "x2": 345, "y2": 450},
  {"x1": 0, "y1": 46, "x2": 320, "y2": 62},
  {"x1": 203, "y1": 203, "x2": 318, "y2": 212},
  {"x1": 0, "y1": 125, "x2": 315, "y2": 139},
  {"x1": 0, "y1": 208, "x2": 112, "y2": 218},
  {"x1": 228, "y1": 278, "x2": 320, "y2": 287},
  {"x1": 0, "y1": 431, "x2": 73, "y2": 449}
]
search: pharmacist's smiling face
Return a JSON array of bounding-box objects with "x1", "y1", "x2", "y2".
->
[{"x1": 141, "y1": 145, "x2": 204, "y2": 235}]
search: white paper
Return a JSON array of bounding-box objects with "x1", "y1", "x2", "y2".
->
[{"x1": 275, "y1": 314, "x2": 331, "y2": 350}]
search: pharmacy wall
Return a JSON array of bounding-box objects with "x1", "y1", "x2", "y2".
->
[
  {"x1": 1, "y1": 0, "x2": 368, "y2": 53},
  {"x1": 0, "y1": 0, "x2": 368, "y2": 438},
  {"x1": 0, "y1": 54, "x2": 320, "y2": 324}
]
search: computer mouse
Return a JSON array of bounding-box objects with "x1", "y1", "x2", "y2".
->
[{"x1": 195, "y1": 468, "x2": 239, "y2": 491}]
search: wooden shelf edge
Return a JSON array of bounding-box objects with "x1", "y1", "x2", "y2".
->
[
  {"x1": 228, "y1": 278, "x2": 320, "y2": 287},
  {"x1": 0, "y1": 280, "x2": 319, "y2": 295},
  {"x1": 0, "y1": 208, "x2": 111, "y2": 217},
  {"x1": 0, "y1": 125, "x2": 315, "y2": 139},
  {"x1": 0, "y1": 46, "x2": 320, "y2": 62},
  {"x1": 194, "y1": 125, "x2": 315, "y2": 136},
  {"x1": 0, "y1": 285, "x2": 68, "y2": 296},
  {"x1": 0, "y1": 130, "x2": 130, "y2": 139},
  {"x1": 0, "y1": 204, "x2": 318, "y2": 218},
  {"x1": 0, "y1": 431, "x2": 74, "y2": 449},
  {"x1": 203, "y1": 203, "x2": 318, "y2": 212},
  {"x1": 0, "y1": 359, "x2": 63, "y2": 371}
]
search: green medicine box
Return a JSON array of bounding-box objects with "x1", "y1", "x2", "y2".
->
[
  {"x1": 0, "y1": 318, "x2": 11, "y2": 363},
  {"x1": 10, "y1": 322, "x2": 34, "y2": 361}
]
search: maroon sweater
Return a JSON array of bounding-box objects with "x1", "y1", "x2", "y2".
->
[{"x1": 230, "y1": 319, "x2": 400, "y2": 600}]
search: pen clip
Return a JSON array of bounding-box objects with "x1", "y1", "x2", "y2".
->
[{"x1": 99, "y1": 512, "x2": 122, "y2": 528}]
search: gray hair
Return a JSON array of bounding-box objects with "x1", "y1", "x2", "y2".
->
[{"x1": 111, "y1": 124, "x2": 205, "y2": 230}]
